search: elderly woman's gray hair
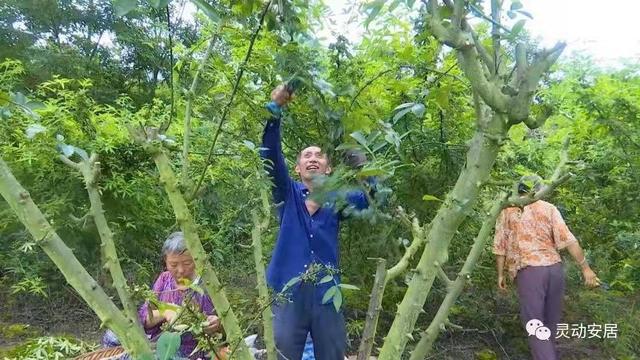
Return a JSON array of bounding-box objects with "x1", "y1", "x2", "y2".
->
[{"x1": 162, "y1": 231, "x2": 187, "y2": 257}]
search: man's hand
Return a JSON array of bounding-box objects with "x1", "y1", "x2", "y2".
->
[
  {"x1": 344, "y1": 149, "x2": 367, "y2": 169},
  {"x1": 271, "y1": 84, "x2": 293, "y2": 107},
  {"x1": 203, "y1": 315, "x2": 221, "y2": 335},
  {"x1": 582, "y1": 267, "x2": 601, "y2": 288},
  {"x1": 497, "y1": 274, "x2": 507, "y2": 291}
]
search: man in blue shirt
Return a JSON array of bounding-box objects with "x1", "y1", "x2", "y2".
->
[{"x1": 260, "y1": 85, "x2": 370, "y2": 360}]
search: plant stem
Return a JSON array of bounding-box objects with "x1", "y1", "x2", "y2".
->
[
  {"x1": 251, "y1": 194, "x2": 276, "y2": 360},
  {"x1": 357, "y1": 258, "x2": 387, "y2": 360},
  {"x1": 151, "y1": 148, "x2": 254, "y2": 360},
  {"x1": 60, "y1": 154, "x2": 138, "y2": 322},
  {"x1": 182, "y1": 35, "x2": 218, "y2": 186}
]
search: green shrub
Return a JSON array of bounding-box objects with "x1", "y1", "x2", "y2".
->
[{"x1": 2, "y1": 336, "x2": 96, "y2": 360}]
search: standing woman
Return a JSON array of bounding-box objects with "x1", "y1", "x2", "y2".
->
[{"x1": 493, "y1": 176, "x2": 601, "y2": 360}]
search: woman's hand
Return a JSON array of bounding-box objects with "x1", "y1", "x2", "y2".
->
[
  {"x1": 162, "y1": 309, "x2": 178, "y2": 323},
  {"x1": 497, "y1": 274, "x2": 507, "y2": 291},
  {"x1": 203, "y1": 315, "x2": 221, "y2": 335},
  {"x1": 582, "y1": 267, "x2": 601, "y2": 288}
]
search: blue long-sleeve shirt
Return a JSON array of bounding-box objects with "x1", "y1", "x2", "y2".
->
[{"x1": 260, "y1": 107, "x2": 369, "y2": 304}]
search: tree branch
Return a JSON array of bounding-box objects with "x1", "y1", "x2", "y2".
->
[
  {"x1": 410, "y1": 142, "x2": 574, "y2": 358},
  {"x1": 436, "y1": 266, "x2": 453, "y2": 289},
  {"x1": 490, "y1": 0, "x2": 502, "y2": 75},
  {"x1": 357, "y1": 258, "x2": 387, "y2": 360},
  {"x1": 251, "y1": 203, "x2": 276, "y2": 360},
  {"x1": 0, "y1": 158, "x2": 153, "y2": 359},
  {"x1": 425, "y1": 1, "x2": 509, "y2": 112},
  {"x1": 182, "y1": 34, "x2": 219, "y2": 186},
  {"x1": 386, "y1": 210, "x2": 426, "y2": 283},
  {"x1": 508, "y1": 42, "x2": 566, "y2": 124},
  {"x1": 190, "y1": 0, "x2": 273, "y2": 200},
  {"x1": 456, "y1": 47, "x2": 509, "y2": 113},
  {"x1": 507, "y1": 138, "x2": 573, "y2": 206},
  {"x1": 452, "y1": 0, "x2": 465, "y2": 29},
  {"x1": 62, "y1": 154, "x2": 138, "y2": 322},
  {"x1": 349, "y1": 69, "x2": 395, "y2": 111},
  {"x1": 469, "y1": 28, "x2": 494, "y2": 76}
]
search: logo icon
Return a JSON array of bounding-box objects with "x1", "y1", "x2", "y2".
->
[{"x1": 526, "y1": 319, "x2": 551, "y2": 341}]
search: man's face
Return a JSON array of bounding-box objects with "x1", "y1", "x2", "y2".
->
[{"x1": 295, "y1": 146, "x2": 331, "y2": 182}]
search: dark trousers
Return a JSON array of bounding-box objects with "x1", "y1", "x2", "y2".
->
[
  {"x1": 273, "y1": 282, "x2": 346, "y2": 360},
  {"x1": 516, "y1": 262, "x2": 565, "y2": 360}
]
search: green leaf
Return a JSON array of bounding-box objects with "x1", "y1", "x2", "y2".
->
[
  {"x1": 156, "y1": 301, "x2": 181, "y2": 313},
  {"x1": 333, "y1": 288, "x2": 343, "y2": 312},
  {"x1": 363, "y1": 0, "x2": 385, "y2": 27},
  {"x1": 322, "y1": 285, "x2": 337, "y2": 304},
  {"x1": 25, "y1": 101, "x2": 44, "y2": 111},
  {"x1": 384, "y1": 131, "x2": 400, "y2": 148},
  {"x1": 149, "y1": 0, "x2": 171, "y2": 9},
  {"x1": 422, "y1": 194, "x2": 442, "y2": 202},
  {"x1": 156, "y1": 332, "x2": 181, "y2": 360},
  {"x1": 517, "y1": 10, "x2": 533, "y2": 19},
  {"x1": 411, "y1": 103, "x2": 426, "y2": 118},
  {"x1": 511, "y1": 19, "x2": 526, "y2": 38},
  {"x1": 242, "y1": 140, "x2": 255, "y2": 150},
  {"x1": 393, "y1": 102, "x2": 415, "y2": 112},
  {"x1": 74, "y1": 147, "x2": 89, "y2": 161},
  {"x1": 388, "y1": 0, "x2": 401, "y2": 12},
  {"x1": 113, "y1": 0, "x2": 138, "y2": 17},
  {"x1": 358, "y1": 167, "x2": 387, "y2": 177},
  {"x1": 393, "y1": 107, "x2": 413, "y2": 123},
  {"x1": 189, "y1": 283, "x2": 205, "y2": 295},
  {"x1": 338, "y1": 283, "x2": 360, "y2": 290},
  {"x1": 190, "y1": 0, "x2": 221, "y2": 23},
  {"x1": 510, "y1": 1, "x2": 523, "y2": 11},
  {"x1": 60, "y1": 144, "x2": 75, "y2": 157},
  {"x1": 266, "y1": 12, "x2": 277, "y2": 31},
  {"x1": 350, "y1": 131, "x2": 369, "y2": 147},
  {"x1": 318, "y1": 275, "x2": 334, "y2": 284},
  {"x1": 434, "y1": 87, "x2": 450, "y2": 109},
  {"x1": 313, "y1": 78, "x2": 335, "y2": 97},
  {"x1": 438, "y1": 5, "x2": 453, "y2": 19},
  {"x1": 0, "y1": 91, "x2": 9, "y2": 106},
  {"x1": 282, "y1": 276, "x2": 301, "y2": 292},
  {"x1": 12, "y1": 92, "x2": 27, "y2": 106},
  {"x1": 25, "y1": 124, "x2": 46, "y2": 139}
]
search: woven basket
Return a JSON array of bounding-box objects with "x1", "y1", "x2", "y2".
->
[{"x1": 75, "y1": 346, "x2": 126, "y2": 360}]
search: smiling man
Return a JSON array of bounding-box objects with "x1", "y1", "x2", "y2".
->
[{"x1": 260, "y1": 84, "x2": 370, "y2": 360}]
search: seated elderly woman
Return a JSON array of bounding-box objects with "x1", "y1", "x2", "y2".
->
[{"x1": 101, "y1": 231, "x2": 222, "y2": 360}]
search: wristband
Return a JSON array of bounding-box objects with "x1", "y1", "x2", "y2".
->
[
  {"x1": 266, "y1": 101, "x2": 282, "y2": 117},
  {"x1": 579, "y1": 257, "x2": 588, "y2": 266}
]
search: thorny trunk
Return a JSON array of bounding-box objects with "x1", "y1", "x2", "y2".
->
[{"x1": 0, "y1": 158, "x2": 155, "y2": 360}]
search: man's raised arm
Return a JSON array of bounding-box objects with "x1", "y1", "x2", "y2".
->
[{"x1": 260, "y1": 85, "x2": 293, "y2": 204}]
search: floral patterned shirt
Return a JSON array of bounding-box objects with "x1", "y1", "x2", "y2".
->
[
  {"x1": 493, "y1": 200, "x2": 578, "y2": 279},
  {"x1": 139, "y1": 271, "x2": 215, "y2": 359}
]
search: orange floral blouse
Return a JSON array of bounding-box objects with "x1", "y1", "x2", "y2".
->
[{"x1": 493, "y1": 200, "x2": 578, "y2": 279}]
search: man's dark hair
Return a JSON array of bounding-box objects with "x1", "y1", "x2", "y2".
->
[
  {"x1": 518, "y1": 175, "x2": 543, "y2": 194},
  {"x1": 296, "y1": 146, "x2": 330, "y2": 165}
]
